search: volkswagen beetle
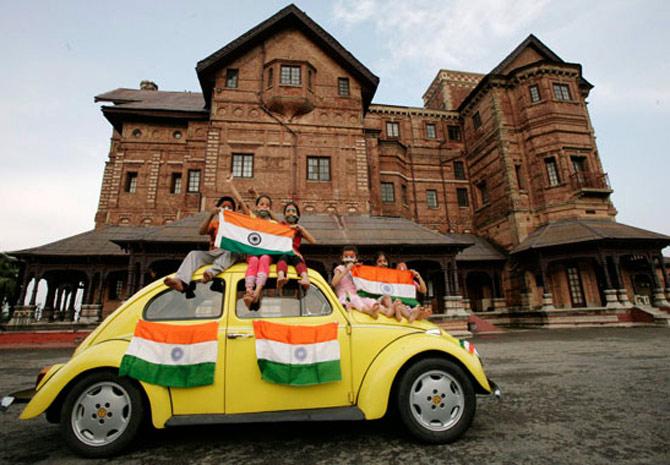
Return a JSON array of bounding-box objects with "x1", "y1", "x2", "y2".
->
[{"x1": 15, "y1": 264, "x2": 500, "y2": 457}]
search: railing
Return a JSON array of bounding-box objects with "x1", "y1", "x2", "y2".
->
[{"x1": 570, "y1": 172, "x2": 612, "y2": 194}]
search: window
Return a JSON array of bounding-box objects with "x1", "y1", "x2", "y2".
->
[
  {"x1": 426, "y1": 189, "x2": 438, "y2": 208},
  {"x1": 225, "y1": 69, "x2": 239, "y2": 88},
  {"x1": 545, "y1": 157, "x2": 560, "y2": 186},
  {"x1": 425, "y1": 123, "x2": 436, "y2": 139},
  {"x1": 472, "y1": 111, "x2": 482, "y2": 129},
  {"x1": 477, "y1": 181, "x2": 489, "y2": 205},
  {"x1": 448, "y1": 125, "x2": 461, "y2": 141},
  {"x1": 453, "y1": 161, "x2": 466, "y2": 180},
  {"x1": 125, "y1": 172, "x2": 138, "y2": 193},
  {"x1": 515, "y1": 164, "x2": 525, "y2": 190},
  {"x1": 144, "y1": 282, "x2": 224, "y2": 321},
  {"x1": 381, "y1": 182, "x2": 395, "y2": 203},
  {"x1": 232, "y1": 153, "x2": 254, "y2": 178},
  {"x1": 307, "y1": 156, "x2": 331, "y2": 181},
  {"x1": 529, "y1": 84, "x2": 541, "y2": 103},
  {"x1": 338, "y1": 77, "x2": 350, "y2": 96},
  {"x1": 280, "y1": 65, "x2": 301, "y2": 85},
  {"x1": 235, "y1": 279, "x2": 332, "y2": 319},
  {"x1": 401, "y1": 184, "x2": 408, "y2": 205},
  {"x1": 170, "y1": 173, "x2": 182, "y2": 194},
  {"x1": 386, "y1": 121, "x2": 400, "y2": 138},
  {"x1": 267, "y1": 67, "x2": 273, "y2": 87},
  {"x1": 566, "y1": 266, "x2": 585, "y2": 307},
  {"x1": 187, "y1": 169, "x2": 201, "y2": 192},
  {"x1": 571, "y1": 156, "x2": 588, "y2": 173},
  {"x1": 457, "y1": 188, "x2": 469, "y2": 207},
  {"x1": 553, "y1": 83, "x2": 571, "y2": 101}
]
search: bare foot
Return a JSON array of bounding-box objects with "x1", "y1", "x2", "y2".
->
[
  {"x1": 368, "y1": 303, "x2": 380, "y2": 319},
  {"x1": 202, "y1": 270, "x2": 216, "y2": 283},
  {"x1": 392, "y1": 301, "x2": 404, "y2": 322},
  {"x1": 408, "y1": 308, "x2": 418, "y2": 323},
  {"x1": 277, "y1": 271, "x2": 288, "y2": 289},
  {"x1": 298, "y1": 274, "x2": 310, "y2": 291},
  {"x1": 164, "y1": 276, "x2": 186, "y2": 292},
  {"x1": 417, "y1": 306, "x2": 433, "y2": 320}
]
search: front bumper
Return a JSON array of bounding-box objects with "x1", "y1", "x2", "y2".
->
[
  {"x1": 488, "y1": 379, "x2": 502, "y2": 399},
  {"x1": 1, "y1": 388, "x2": 35, "y2": 412}
]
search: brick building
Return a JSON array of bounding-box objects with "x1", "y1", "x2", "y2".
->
[{"x1": 9, "y1": 5, "x2": 670, "y2": 328}]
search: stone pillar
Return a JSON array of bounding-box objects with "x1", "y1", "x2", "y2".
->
[
  {"x1": 618, "y1": 289, "x2": 632, "y2": 308},
  {"x1": 541, "y1": 293, "x2": 555, "y2": 311},
  {"x1": 40, "y1": 281, "x2": 56, "y2": 322},
  {"x1": 451, "y1": 258, "x2": 461, "y2": 295},
  {"x1": 28, "y1": 276, "x2": 39, "y2": 306},
  {"x1": 604, "y1": 289, "x2": 622, "y2": 308},
  {"x1": 64, "y1": 285, "x2": 77, "y2": 321}
]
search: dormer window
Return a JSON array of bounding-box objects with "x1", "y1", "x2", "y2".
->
[{"x1": 280, "y1": 65, "x2": 301, "y2": 86}]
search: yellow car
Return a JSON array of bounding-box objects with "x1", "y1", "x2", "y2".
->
[{"x1": 14, "y1": 265, "x2": 500, "y2": 457}]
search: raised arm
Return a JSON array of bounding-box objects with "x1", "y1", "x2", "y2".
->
[
  {"x1": 411, "y1": 270, "x2": 428, "y2": 294},
  {"x1": 331, "y1": 263, "x2": 351, "y2": 287},
  {"x1": 295, "y1": 224, "x2": 317, "y2": 244},
  {"x1": 199, "y1": 206, "x2": 220, "y2": 235},
  {"x1": 226, "y1": 174, "x2": 251, "y2": 215}
]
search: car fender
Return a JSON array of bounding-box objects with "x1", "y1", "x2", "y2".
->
[
  {"x1": 20, "y1": 339, "x2": 172, "y2": 429},
  {"x1": 356, "y1": 333, "x2": 491, "y2": 420}
]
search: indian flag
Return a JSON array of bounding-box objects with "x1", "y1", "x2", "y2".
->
[
  {"x1": 253, "y1": 320, "x2": 341, "y2": 386},
  {"x1": 351, "y1": 265, "x2": 419, "y2": 307},
  {"x1": 215, "y1": 210, "x2": 295, "y2": 256},
  {"x1": 459, "y1": 339, "x2": 479, "y2": 357},
  {"x1": 119, "y1": 320, "x2": 218, "y2": 388}
]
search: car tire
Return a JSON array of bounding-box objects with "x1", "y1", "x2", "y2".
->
[
  {"x1": 397, "y1": 357, "x2": 476, "y2": 444},
  {"x1": 60, "y1": 371, "x2": 144, "y2": 458}
]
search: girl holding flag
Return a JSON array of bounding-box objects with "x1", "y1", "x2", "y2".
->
[
  {"x1": 224, "y1": 175, "x2": 278, "y2": 309},
  {"x1": 277, "y1": 201, "x2": 317, "y2": 292},
  {"x1": 331, "y1": 246, "x2": 381, "y2": 318}
]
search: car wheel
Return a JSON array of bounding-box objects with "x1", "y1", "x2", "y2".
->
[
  {"x1": 60, "y1": 371, "x2": 144, "y2": 457},
  {"x1": 397, "y1": 358, "x2": 476, "y2": 443}
]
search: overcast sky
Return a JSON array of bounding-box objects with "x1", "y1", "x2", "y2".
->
[{"x1": 1, "y1": 0, "x2": 668, "y2": 253}]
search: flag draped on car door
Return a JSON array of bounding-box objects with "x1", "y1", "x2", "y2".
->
[
  {"x1": 119, "y1": 320, "x2": 218, "y2": 388},
  {"x1": 350, "y1": 264, "x2": 420, "y2": 307},
  {"x1": 253, "y1": 320, "x2": 341, "y2": 386},
  {"x1": 215, "y1": 210, "x2": 295, "y2": 256}
]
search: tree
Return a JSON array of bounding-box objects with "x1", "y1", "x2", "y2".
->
[{"x1": 0, "y1": 254, "x2": 19, "y2": 321}]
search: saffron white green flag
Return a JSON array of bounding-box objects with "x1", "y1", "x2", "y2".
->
[
  {"x1": 119, "y1": 320, "x2": 218, "y2": 387},
  {"x1": 253, "y1": 320, "x2": 341, "y2": 386},
  {"x1": 215, "y1": 210, "x2": 295, "y2": 256},
  {"x1": 351, "y1": 264, "x2": 419, "y2": 307}
]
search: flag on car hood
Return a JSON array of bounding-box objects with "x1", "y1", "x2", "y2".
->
[
  {"x1": 215, "y1": 210, "x2": 295, "y2": 256},
  {"x1": 253, "y1": 320, "x2": 341, "y2": 386},
  {"x1": 119, "y1": 320, "x2": 218, "y2": 388},
  {"x1": 351, "y1": 264, "x2": 419, "y2": 306}
]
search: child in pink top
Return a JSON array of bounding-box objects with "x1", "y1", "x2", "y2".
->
[{"x1": 331, "y1": 246, "x2": 380, "y2": 318}]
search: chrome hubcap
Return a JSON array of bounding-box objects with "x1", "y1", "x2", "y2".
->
[
  {"x1": 71, "y1": 381, "x2": 131, "y2": 447},
  {"x1": 409, "y1": 369, "x2": 464, "y2": 431}
]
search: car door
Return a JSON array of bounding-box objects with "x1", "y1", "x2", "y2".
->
[
  {"x1": 142, "y1": 280, "x2": 228, "y2": 415},
  {"x1": 224, "y1": 273, "x2": 353, "y2": 414}
]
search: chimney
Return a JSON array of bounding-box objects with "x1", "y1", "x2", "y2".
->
[{"x1": 140, "y1": 80, "x2": 158, "y2": 91}]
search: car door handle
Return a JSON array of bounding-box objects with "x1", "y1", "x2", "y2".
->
[{"x1": 226, "y1": 333, "x2": 255, "y2": 339}]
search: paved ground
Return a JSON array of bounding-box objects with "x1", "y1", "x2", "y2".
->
[{"x1": 1, "y1": 327, "x2": 669, "y2": 465}]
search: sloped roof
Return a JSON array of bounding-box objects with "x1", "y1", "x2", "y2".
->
[
  {"x1": 9, "y1": 226, "x2": 139, "y2": 257},
  {"x1": 95, "y1": 89, "x2": 206, "y2": 113},
  {"x1": 452, "y1": 234, "x2": 507, "y2": 261},
  {"x1": 196, "y1": 4, "x2": 379, "y2": 109},
  {"x1": 112, "y1": 212, "x2": 472, "y2": 249},
  {"x1": 511, "y1": 219, "x2": 670, "y2": 254},
  {"x1": 458, "y1": 34, "x2": 592, "y2": 112}
]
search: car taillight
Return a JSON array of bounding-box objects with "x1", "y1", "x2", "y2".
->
[{"x1": 35, "y1": 366, "x2": 52, "y2": 388}]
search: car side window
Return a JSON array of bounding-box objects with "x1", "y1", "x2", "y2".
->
[
  {"x1": 235, "y1": 278, "x2": 333, "y2": 319},
  {"x1": 144, "y1": 281, "x2": 224, "y2": 321}
]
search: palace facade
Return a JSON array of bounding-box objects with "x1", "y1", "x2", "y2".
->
[{"x1": 9, "y1": 4, "x2": 670, "y2": 329}]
